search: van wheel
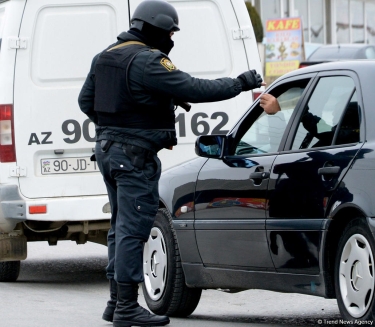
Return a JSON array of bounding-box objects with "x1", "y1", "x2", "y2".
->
[
  {"x1": 334, "y1": 218, "x2": 375, "y2": 321},
  {"x1": 0, "y1": 261, "x2": 21, "y2": 282},
  {"x1": 142, "y1": 208, "x2": 201, "y2": 317}
]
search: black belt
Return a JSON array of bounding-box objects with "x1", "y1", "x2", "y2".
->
[
  {"x1": 111, "y1": 142, "x2": 153, "y2": 159},
  {"x1": 103, "y1": 141, "x2": 153, "y2": 169}
]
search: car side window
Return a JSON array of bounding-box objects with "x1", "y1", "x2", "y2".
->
[
  {"x1": 291, "y1": 76, "x2": 358, "y2": 150},
  {"x1": 335, "y1": 91, "x2": 360, "y2": 145},
  {"x1": 365, "y1": 47, "x2": 375, "y2": 59},
  {"x1": 234, "y1": 80, "x2": 309, "y2": 156}
]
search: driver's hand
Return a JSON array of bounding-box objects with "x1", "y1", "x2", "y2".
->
[{"x1": 260, "y1": 93, "x2": 281, "y2": 115}]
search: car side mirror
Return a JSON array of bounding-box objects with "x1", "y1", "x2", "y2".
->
[{"x1": 195, "y1": 135, "x2": 226, "y2": 159}]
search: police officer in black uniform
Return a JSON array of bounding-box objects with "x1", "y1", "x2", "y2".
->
[{"x1": 78, "y1": 1, "x2": 264, "y2": 326}]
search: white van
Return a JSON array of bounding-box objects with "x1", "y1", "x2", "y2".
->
[{"x1": 0, "y1": 0, "x2": 262, "y2": 281}]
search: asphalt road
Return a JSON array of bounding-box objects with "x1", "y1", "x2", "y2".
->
[{"x1": 0, "y1": 241, "x2": 342, "y2": 327}]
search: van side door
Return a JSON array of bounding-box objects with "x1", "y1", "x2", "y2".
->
[{"x1": 14, "y1": 0, "x2": 128, "y2": 199}]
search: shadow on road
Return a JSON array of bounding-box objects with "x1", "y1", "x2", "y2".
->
[
  {"x1": 180, "y1": 313, "x2": 342, "y2": 326},
  {"x1": 17, "y1": 256, "x2": 107, "y2": 284},
  {"x1": 5, "y1": 242, "x2": 341, "y2": 327}
]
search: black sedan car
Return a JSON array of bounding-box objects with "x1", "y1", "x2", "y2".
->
[
  {"x1": 142, "y1": 61, "x2": 375, "y2": 323},
  {"x1": 299, "y1": 43, "x2": 375, "y2": 68}
]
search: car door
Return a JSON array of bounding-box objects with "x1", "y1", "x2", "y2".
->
[
  {"x1": 194, "y1": 74, "x2": 316, "y2": 269},
  {"x1": 267, "y1": 71, "x2": 364, "y2": 274}
]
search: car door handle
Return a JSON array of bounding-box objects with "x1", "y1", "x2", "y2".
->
[
  {"x1": 318, "y1": 166, "x2": 340, "y2": 175},
  {"x1": 250, "y1": 172, "x2": 270, "y2": 179}
]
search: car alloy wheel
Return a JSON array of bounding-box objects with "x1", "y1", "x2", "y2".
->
[
  {"x1": 335, "y1": 218, "x2": 375, "y2": 321},
  {"x1": 142, "y1": 208, "x2": 202, "y2": 317},
  {"x1": 338, "y1": 233, "x2": 374, "y2": 317},
  {"x1": 143, "y1": 226, "x2": 167, "y2": 301}
]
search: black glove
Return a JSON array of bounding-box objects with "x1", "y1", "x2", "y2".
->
[{"x1": 236, "y1": 70, "x2": 263, "y2": 91}]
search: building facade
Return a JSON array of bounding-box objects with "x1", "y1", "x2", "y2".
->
[{"x1": 251, "y1": 0, "x2": 375, "y2": 46}]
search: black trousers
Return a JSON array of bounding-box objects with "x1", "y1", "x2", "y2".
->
[{"x1": 95, "y1": 141, "x2": 161, "y2": 283}]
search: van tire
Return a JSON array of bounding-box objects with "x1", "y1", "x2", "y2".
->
[
  {"x1": 142, "y1": 208, "x2": 201, "y2": 317},
  {"x1": 0, "y1": 261, "x2": 21, "y2": 282}
]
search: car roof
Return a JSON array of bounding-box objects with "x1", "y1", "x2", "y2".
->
[
  {"x1": 316, "y1": 44, "x2": 370, "y2": 49},
  {"x1": 307, "y1": 43, "x2": 375, "y2": 60},
  {"x1": 277, "y1": 60, "x2": 375, "y2": 80}
]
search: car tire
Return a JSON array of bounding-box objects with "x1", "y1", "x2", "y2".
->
[
  {"x1": 0, "y1": 261, "x2": 21, "y2": 282},
  {"x1": 142, "y1": 208, "x2": 202, "y2": 317},
  {"x1": 334, "y1": 218, "x2": 375, "y2": 321}
]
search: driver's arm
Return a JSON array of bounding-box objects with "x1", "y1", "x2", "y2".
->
[
  {"x1": 260, "y1": 93, "x2": 323, "y2": 137},
  {"x1": 259, "y1": 93, "x2": 281, "y2": 115}
]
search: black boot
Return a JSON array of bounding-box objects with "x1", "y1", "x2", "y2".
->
[
  {"x1": 113, "y1": 282, "x2": 170, "y2": 327},
  {"x1": 102, "y1": 279, "x2": 117, "y2": 322}
]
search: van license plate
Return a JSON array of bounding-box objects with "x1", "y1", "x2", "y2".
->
[{"x1": 41, "y1": 157, "x2": 99, "y2": 175}]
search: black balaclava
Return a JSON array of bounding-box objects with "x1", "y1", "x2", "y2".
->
[{"x1": 130, "y1": 22, "x2": 174, "y2": 55}]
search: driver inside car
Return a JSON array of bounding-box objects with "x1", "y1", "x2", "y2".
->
[{"x1": 259, "y1": 93, "x2": 359, "y2": 148}]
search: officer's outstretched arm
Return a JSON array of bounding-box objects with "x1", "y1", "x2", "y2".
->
[{"x1": 141, "y1": 52, "x2": 261, "y2": 103}]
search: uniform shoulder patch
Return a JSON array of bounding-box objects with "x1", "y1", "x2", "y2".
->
[{"x1": 160, "y1": 58, "x2": 177, "y2": 71}]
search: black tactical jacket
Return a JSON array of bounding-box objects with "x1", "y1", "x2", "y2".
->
[{"x1": 78, "y1": 31, "x2": 243, "y2": 152}]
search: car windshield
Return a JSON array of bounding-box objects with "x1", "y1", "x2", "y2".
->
[{"x1": 308, "y1": 46, "x2": 361, "y2": 60}]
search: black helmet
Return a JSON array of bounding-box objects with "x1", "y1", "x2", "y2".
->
[{"x1": 131, "y1": 0, "x2": 180, "y2": 32}]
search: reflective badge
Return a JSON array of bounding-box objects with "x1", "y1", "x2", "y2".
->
[{"x1": 160, "y1": 58, "x2": 177, "y2": 71}]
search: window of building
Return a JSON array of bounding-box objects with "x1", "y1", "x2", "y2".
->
[
  {"x1": 366, "y1": 2, "x2": 375, "y2": 44},
  {"x1": 335, "y1": 0, "x2": 374, "y2": 45},
  {"x1": 261, "y1": 0, "x2": 282, "y2": 24},
  {"x1": 310, "y1": 0, "x2": 324, "y2": 43},
  {"x1": 294, "y1": 0, "x2": 325, "y2": 43},
  {"x1": 261, "y1": 0, "x2": 325, "y2": 44},
  {"x1": 351, "y1": 0, "x2": 365, "y2": 43},
  {"x1": 294, "y1": 0, "x2": 309, "y2": 42},
  {"x1": 336, "y1": 0, "x2": 350, "y2": 43},
  {"x1": 282, "y1": 0, "x2": 289, "y2": 17},
  {"x1": 257, "y1": 0, "x2": 374, "y2": 46}
]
